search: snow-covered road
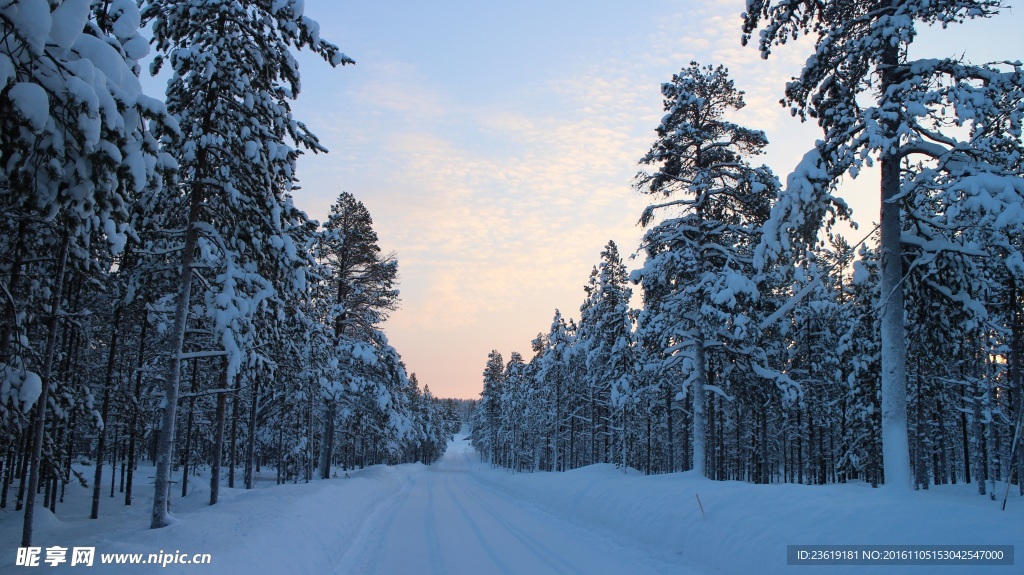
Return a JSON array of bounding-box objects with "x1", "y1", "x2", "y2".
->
[{"x1": 337, "y1": 437, "x2": 692, "y2": 575}]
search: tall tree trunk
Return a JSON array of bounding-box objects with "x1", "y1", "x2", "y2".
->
[
  {"x1": 915, "y1": 364, "x2": 928, "y2": 490},
  {"x1": 1, "y1": 438, "x2": 16, "y2": 508},
  {"x1": 152, "y1": 185, "x2": 203, "y2": 528},
  {"x1": 1009, "y1": 279, "x2": 1024, "y2": 495},
  {"x1": 664, "y1": 383, "x2": 674, "y2": 473},
  {"x1": 210, "y1": 360, "x2": 228, "y2": 505},
  {"x1": 708, "y1": 387, "x2": 717, "y2": 480},
  {"x1": 181, "y1": 358, "x2": 199, "y2": 497},
  {"x1": 111, "y1": 421, "x2": 119, "y2": 497},
  {"x1": 22, "y1": 235, "x2": 69, "y2": 547},
  {"x1": 1, "y1": 219, "x2": 28, "y2": 360},
  {"x1": 110, "y1": 424, "x2": 118, "y2": 498},
  {"x1": 646, "y1": 408, "x2": 652, "y2": 475},
  {"x1": 961, "y1": 404, "x2": 971, "y2": 485},
  {"x1": 692, "y1": 336, "x2": 707, "y2": 478},
  {"x1": 935, "y1": 399, "x2": 948, "y2": 485},
  {"x1": 305, "y1": 391, "x2": 313, "y2": 483},
  {"x1": 972, "y1": 378, "x2": 987, "y2": 496},
  {"x1": 557, "y1": 376, "x2": 565, "y2": 470},
  {"x1": 569, "y1": 410, "x2": 576, "y2": 470},
  {"x1": 319, "y1": 400, "x2": 335, "y2": 479},
  {"x1": 878, "y1": 42, "x2": 911, "y2": 489},
  {"x1": 92, "y1": 307, "x2": 122, "y2": 518},
  {"x1": 229, "y1": 371, "x2": 241, "y2": 488},
  {"x1": 796, "y1": 404, "x2": 803, "y2": 484},
  {"x1": 245, "y1": 374, "x2": 260, "y2": 489},
  {"x1": 125, "y1": 313, "x2": 148, "y2": 506},
  {"x1": 760, "y1": 408, "x2": 769, "y2": 484},
  {"x1": 16, "y1": 422, "x2": 33, "y2": 511},
  {"x1": 620, "y1": 404, "x2": 627, "y2": 473},
  {"x1": 986, "y1": 350, "x2": 998, "y2": 499}
]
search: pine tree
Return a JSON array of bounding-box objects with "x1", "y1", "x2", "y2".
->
[
  {"x1": 478, "y1": 351, "x2": 504, "y2": 464},
  {"x1": 584, "y1": 241, "x2": 634, "y2": 469},
  {"x1": 315, "y1": 191, "x2": 398, "y2": 477},
  {"x1": 141, "y1": 0, "x2": 350, "y2": 527},
  {"x1": 634, "y1": 63, "x2": 779, "y2": 478}
]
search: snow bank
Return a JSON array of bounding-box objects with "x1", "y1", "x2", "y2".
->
[
  {"x1": 0, "y1": 463, "x2": 428, "y2": 574},
  {"x1": 475, "y1": 460, "x2": 1023, "y2": 575}
]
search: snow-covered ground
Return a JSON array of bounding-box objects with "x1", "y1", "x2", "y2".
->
[{"x1": 1, "y1": 435, "x2": 1021, "y2": 574}]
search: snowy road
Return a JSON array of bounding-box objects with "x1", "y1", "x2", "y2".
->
[{"x1": 337, "y1": 437, "x2": 693, "y2": 575}]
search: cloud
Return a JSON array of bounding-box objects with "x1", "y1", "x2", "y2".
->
[{"x1": 289, "y1": 1, "x2": 855, "y2": 399}]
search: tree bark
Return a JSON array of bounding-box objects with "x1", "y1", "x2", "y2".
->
[
  {"x1": 210, "y1": 360, "x2": 228, "y2": 505},
  {"x1": 692, "y1": 336, "x2": 707, "y2": 478},
  {"x1": 22, "y1": 234, "x2": 69, "y2": 547},
  {"x1": 319, "y1": 400, "x2": 336, "y2": 479},
  {"x1": 878, "y1": 41, "x2": 912, "y2": 490},
  {"x1": 244, "y1": 374, "x2": 260, "y2": 489},
  {"x1": 230, "y1": 371, "x2": 241, "y2": 488},
  {"x1": 125, "y1": 313, "x2": 148, "y2": 506},
  {"x1": 152, "y1": 182, "x2": 203, "y2": 529},
  {"x1": 181, "y1": 358, "x2": 199, "y2": 498},
  {"x1": 92, "y1": 307, "x2": 122, "y2": 518}
]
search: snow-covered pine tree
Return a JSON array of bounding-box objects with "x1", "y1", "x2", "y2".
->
[
  {"x1": 536, "y1": 310, "x2": 571, "y2": 471},
  {"x1": 634, "y1": 63, "x2": 779, "y2": 478},
  {"x1": 743, "y1": 0, "x2": 1024, "y2": 488},
  {"x1": 141, "y1": 0, "x2": 350, "y2": 527},
  {"x1": 478, "y1": 351, "x2": 504, "y2": 465},
  {"x1": 583, "y1": 241, "x2": 634, "y2": 470},
  {"x1": 500, "y1": 351, "x2": 528, "y2": 471},
  {"x1": 315, "y1": 191, "x2": 398, "y2": 477}
]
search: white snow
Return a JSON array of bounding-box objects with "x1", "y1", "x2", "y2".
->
[
  {"x1": 1, "y1": 434, "x2": 1020, "y2": 574},
  {"x1": 8, "y1": 82, "x2": 50, "y2": 133},
  {"x1": 0, "y1": 361, "x2": 43, "y2": 412},
  {"x1": 48, "y1": 0, "x2": 89, "y2": 56}
]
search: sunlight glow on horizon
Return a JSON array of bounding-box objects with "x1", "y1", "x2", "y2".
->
[{"x1": 285, "y1": 1, "x2": 1024, "y2": 400}]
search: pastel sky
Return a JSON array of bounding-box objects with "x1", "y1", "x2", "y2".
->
[{"x1": 266, "y1": 2, "x2": 1022, "y2": 399}]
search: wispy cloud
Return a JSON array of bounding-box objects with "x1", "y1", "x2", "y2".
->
[{"x1": 289, "y1": 1, "x2": 872, "y2": 398}]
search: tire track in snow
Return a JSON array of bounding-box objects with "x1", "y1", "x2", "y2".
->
[
  {"x1": 447, "y1": 472, "x2": 587, "y2": 575},
  {"x1": 423, "y1": 469, "x2": 446, "y2": 574},
  {"x1": 333, "y1": 471, "x2": 419, "y2": 575},
  {"x1": 440, "y1": 472, "x2": 520, "y2": 575}
]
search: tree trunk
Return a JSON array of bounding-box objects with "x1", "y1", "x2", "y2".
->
[
  {"x1": 210, "y1": 360, "x2": 228, "y2": 505},
  {"x1": 91, "y1": 307, "x2": 122, "y2": 518},
  {"x1": 245, "y1": 374, "x2": 260, "y2": 489},
  {"x1": 972, "y1": 378, "x2": 987, "y2": 496},
  {"x1": 934, "y1": 398, "x2": 949, "y2": 485},
  {"x1": 319, "y1": 400, "x2": 336, "y2": 479},
  {"x1": 961, "y1": 405, "x2": 971, "y2": 485},
  {"x1": 664, "y1": 383, "x2": 674, "y2": 473},
  {"x1": 692, "y1": 336, "x2": 707, "y2": 478},
  {"x1": 915, "y1": 365, "x2": 928, "y2": 490},
  {"x1": 152, "y1": 185, "x2": 203, "y2": 528},
  {"x1": 181, "y1": 358, "x2": 199, "y2": 498},
  {"x1": 0, "y1": 219, "x2": 28, "y2": 360},
  {"x1": 878, "y1": 42, "x2": 912, "y2": 490},
  {"x1": 110, "y1": 424, "x2": 118, "y2": 498},
  {"x1": 305, "y1": 391, "x2": 314, "y2": 482},
  {"x1": 1, "y1": 438, "x2": 16, "y2": 508},
  {"x1": 22, "y1": 235, "x2": 69, "y2": 547},
  {"x1": 16, "y1": 422, "x2": 33, "y2": 511},
  {"x1": 230, "y1": 371, "x2": 241, "y2": 488},
  {"x1": 125, "y1": 313, "x2": 148, "y2": 506}
]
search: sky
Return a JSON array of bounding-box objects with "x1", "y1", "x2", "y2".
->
[{"x1": 261, "y1": 1, "x2": 1024, "y2": 400}]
